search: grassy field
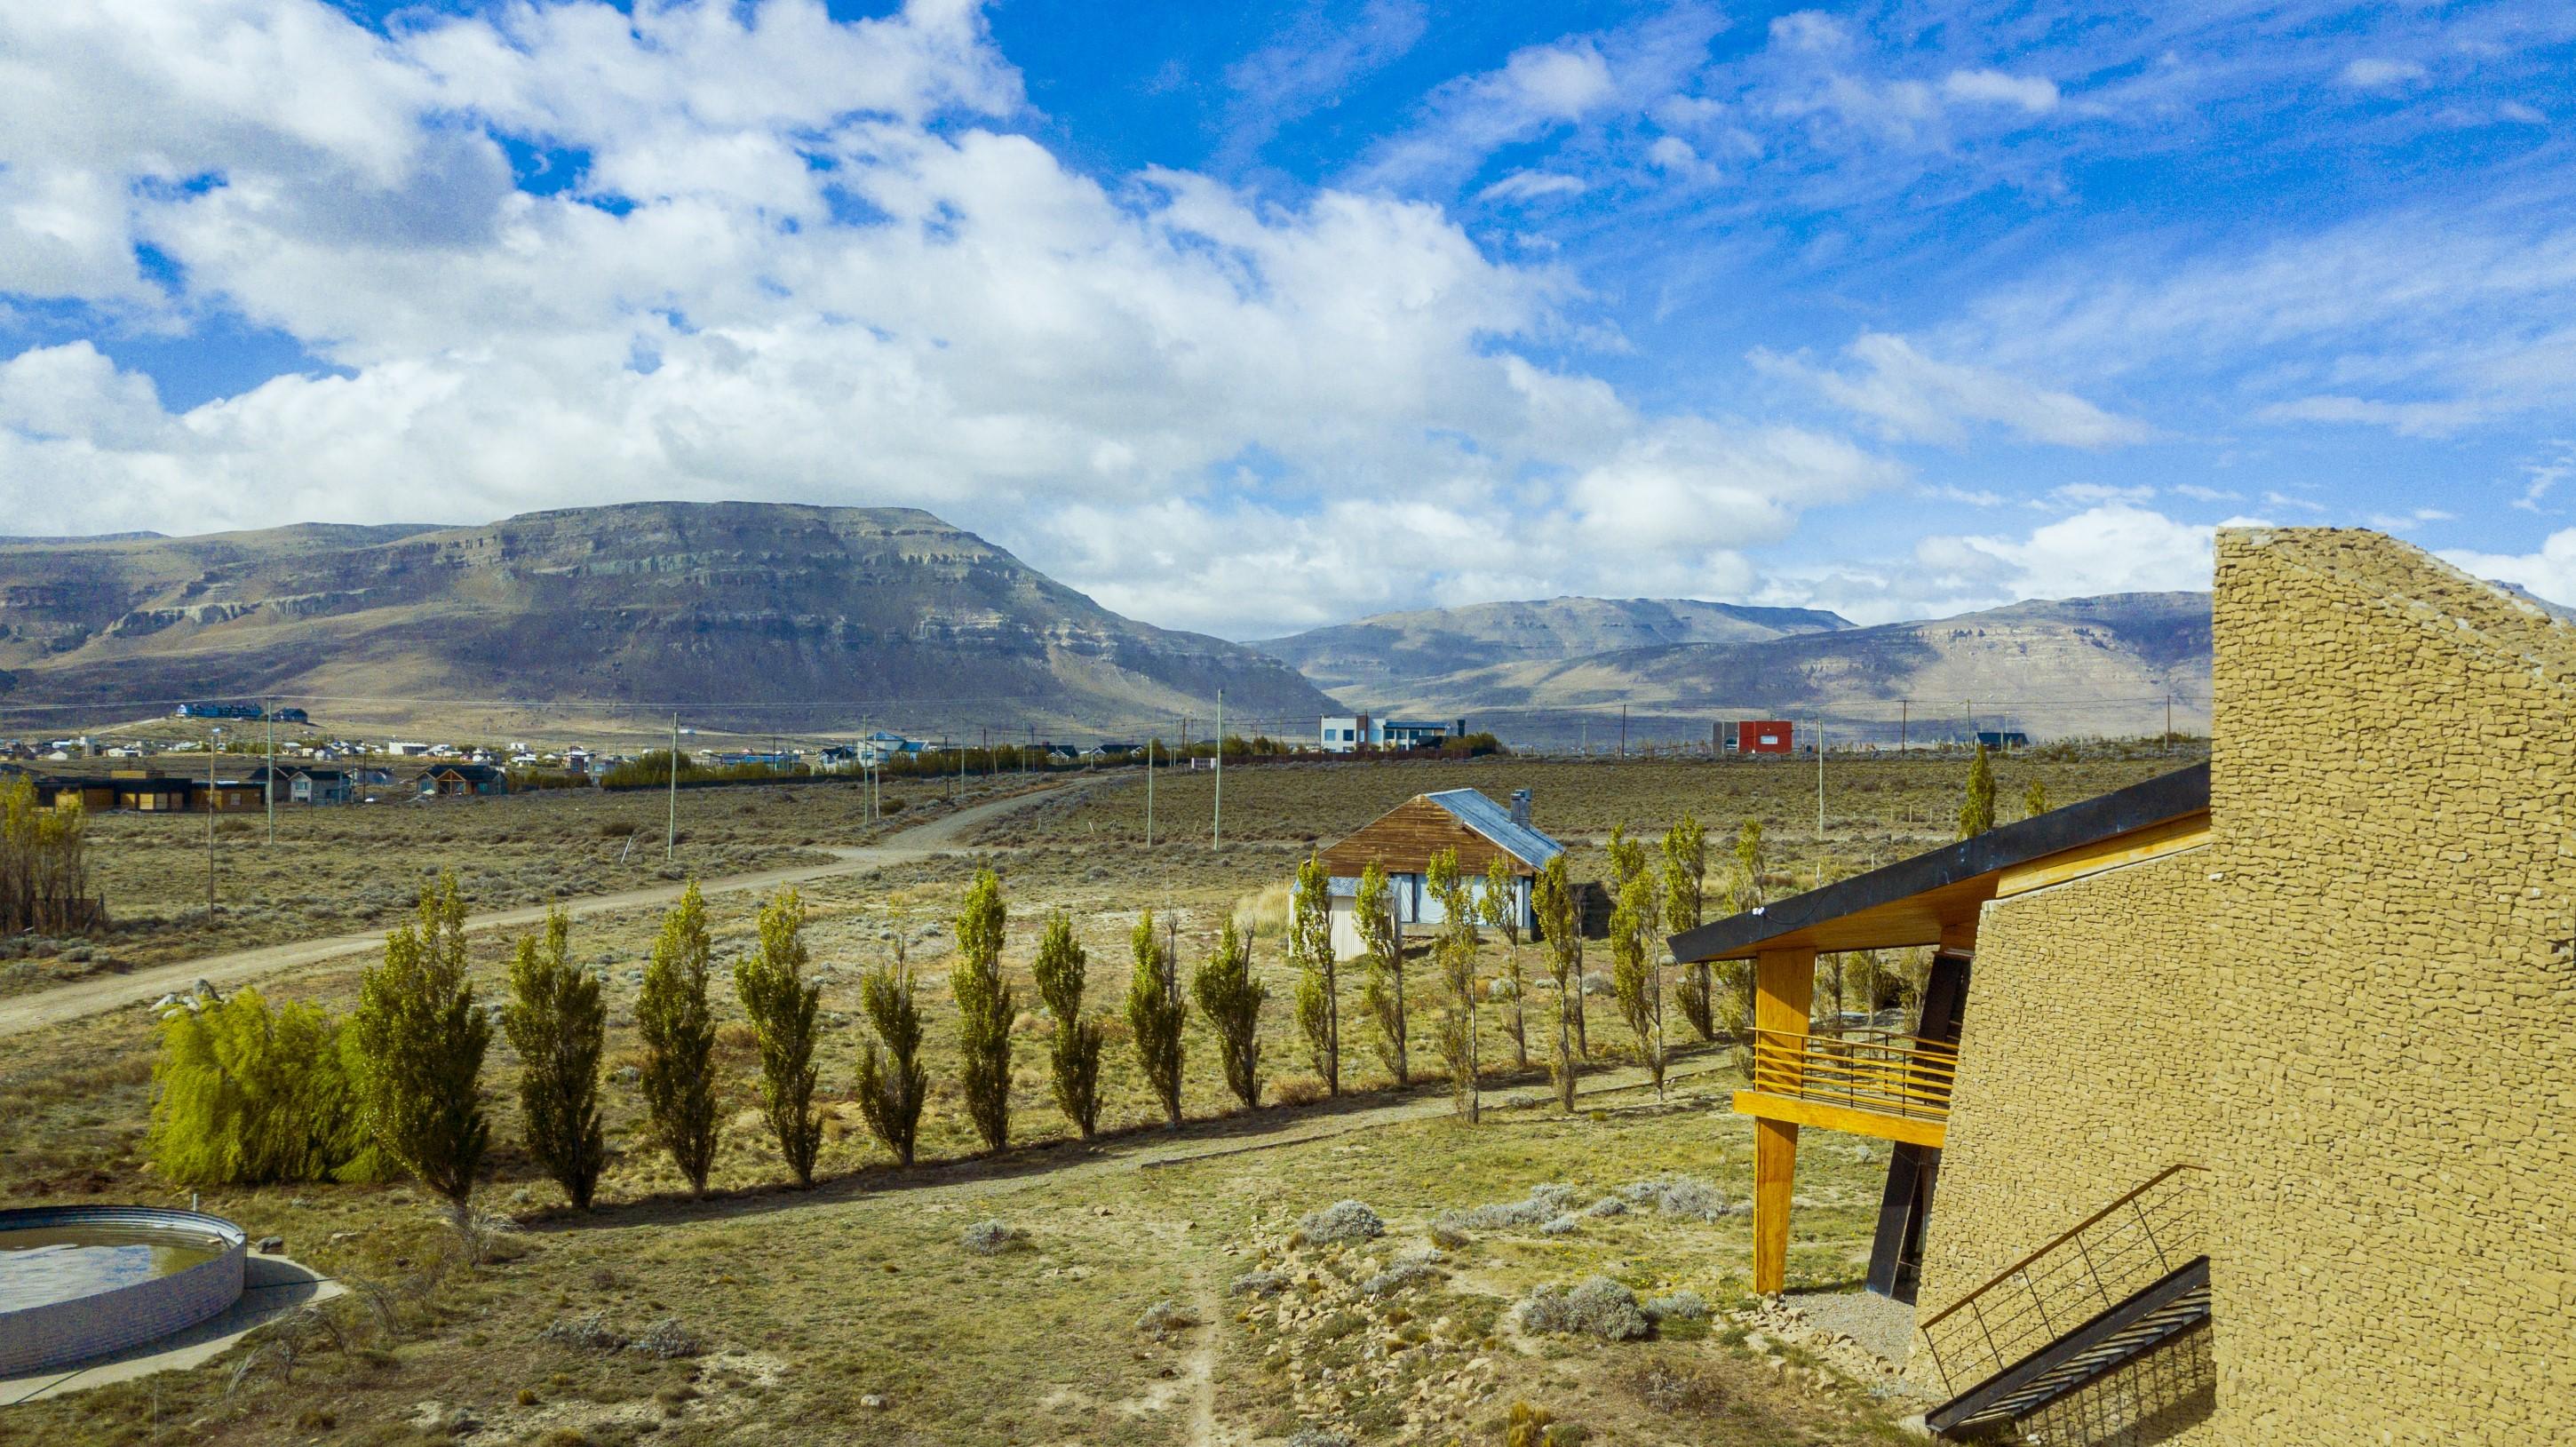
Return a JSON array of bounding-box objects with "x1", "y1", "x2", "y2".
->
[
  {"x1": 0, "y1": 749, "x2": 2205, "y2": 1444},
  {"x1": 1, "y1": 767, "x2": 1032, "y2": 992}
]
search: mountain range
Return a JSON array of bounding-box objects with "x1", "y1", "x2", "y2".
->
[
  {"x1": 1252, "y1": 592, "x2": 2214, "y2": 744},
  {"x1": 0, "y1": 498, "x2": 2221, "y2": 744},
  {"x1": 0, "y1": 503, "x2": 1333, "y2": 736}
]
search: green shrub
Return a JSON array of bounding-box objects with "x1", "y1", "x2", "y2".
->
[
  {"x1": 147, "y1": 987, "x2": 373, "y2": 1185},
  {"x1": 638, "y1": 881, "x2": 719, "y2": 1193},
  {"x1": 353, "y1": 873, "x2": 491, "y2": 1228},
  {"x1": 734, "y1": 887, "x2": 823, "y2": 1187},
  {"x1": 1192, "y1": 918, "x2": 1265, "y2": 1110},
  {"x1": 951, "y1": 870, "x2": 1013, "y2": 1151},
  {"x1": 1030, "y1": 911, "x2": 1103, "y2": 1139},
  {"x1": 1125, "y1": 910, "x2": 1185, "y2": 1127},
  {"x1": 855, "y1": 941, "x2": 928, "y2": 1165},
  {"x1": 504, "y1": 908, "x2": 607, "y2": 1209}
]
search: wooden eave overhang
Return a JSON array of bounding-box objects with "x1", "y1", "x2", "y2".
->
[{"x1": 1666, "y1": 763, "x2": 2211, "y2": 962}]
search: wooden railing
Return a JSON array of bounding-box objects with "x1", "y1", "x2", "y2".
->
[
  {"x1": 1746, "y1": 1027, "x2": 1960, "y2": 1122},
  {"x1": 1917, "y1": 1164, "x2": 2209, "y2": 1395}
]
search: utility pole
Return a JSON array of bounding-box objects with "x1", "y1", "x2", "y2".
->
[
  {"x1": 2165, "y1": 693, "x2": 2174, "y2": 754},
  {"x1": 264, "y1": 698, "x2": 275, "y2": 846},
  {"x1": 1619, "y1": 704, "x2": 1627, "y2": 757},
  {"x1": 1212, "y1": 687, "x2": 1224, "y2": 850},
  {"x1": 665, "y1": 713, "x2": 680, "y2": 863},
  {"x1": 1816, "y1": 719, "x2": 1825, "y2": 842},
  {"x1": 1899, "y1": 698, "x2": 1909, "y2": 753},
  {"x1": 1145, "y1": 732, "x2": 1156, "y2": 849},
  {"x1": 1965, "y1": 698, "x2": 1974, "y2": 751},
  {"x1": 206, "y1": 727, "x2": 221, "y2": 916}
]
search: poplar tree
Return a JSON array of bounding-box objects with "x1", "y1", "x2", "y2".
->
[
  {"x1": 637, "y1": 880, "x2": 719, "y2": 1194},
  {"x1": 1289, "y1": 854, "x2": 1340, "y2": 1093},
  {"x1": 1031, "y1": 911, "x2": 1103, "y2": 1139},
  {"x1": 354, "y1": 871, "x2": 490, "y2": 1232},
  {"x1": 2023, "y1": 777, "x2": 2051, "y2": 819},
  {"x1": 1720, "y1": 820, "x2": 1769, "y2": 1043},
  {"x1": 1532, "y1": 855, "x2": 1581, "y2": 1112},
  {"x1": 1610, "y1": 869, "x2": 1668, "y2": 1097},
  {"x1": 855, "y1": 936, "x2": 928, "y2": 1165},
  {"x1": 1192, "y1": 918, "x2": 1266, "y2": 1110},
  {"x1": 1664, "y1": 812, "x2": 1712, "y2": 1042},
  {"x1": 734, "y1": 887, "x2": 822, "y2": 1186},
  {"x1": 503, "y1": 907, "x2": 606, "y2": 1209},
  {"x1": 1355, "y1": 863, "x2": 1406, "y2": 1084},
  {"x1": 1478, "y1": 855, "x2": 1529, "y2": 1067},
  {"x1": 1126, "y1": 910, "x2": 1187, "y2": 1126},
  {"x1": 1427, "y1": 848, "x2": 1480, "y2": 1121},
  {"x1": 1960, "y1": 743, "x2": 1998, "y2": 838},
  {"x1": 952, "y1": 869, "x2": 1014, "y2": 1151}
]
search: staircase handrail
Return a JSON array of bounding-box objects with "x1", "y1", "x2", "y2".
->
[{"x1": 1918, "y1": 1163, "x2": 2207, "y2": 1336}]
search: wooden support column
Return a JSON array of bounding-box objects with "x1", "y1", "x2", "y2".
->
[{"x1": 1751, "y1": 945, "x2": 1816, "y2": 1296}]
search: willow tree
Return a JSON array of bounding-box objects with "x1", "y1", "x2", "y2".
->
[
  {"x1": 1354, "y1": 863, "x2": 1406, "y2": 1084},
  {"x1": 637, "y1": 880, "x2": 719, "y2": 1194},
  {"x1": 504, "y1": 907, "x2": 607, "y2": 1209},
  {"x1": 1960, "y1": 743, "x2": 1997, "y2": 839},
  {"x1": 855, "y1": 936, "x2": 928, "y2": 1165},
  {"x1": 1478, "y1": 855, "x2": 1529, "y2": 1067},
  {"x1": 952, "y1": 869, "x2": 1014, "y2": 1151},
  {"x1": 1031, "y1": 911, "x2": 1104, "y2": 1138},
  {"x1": 1288, "y1": 854, "x2": 1340, "y2": 1093},
  {"x1": 1531, "y1": 855, "x2": 1581, "y2": 1112},
  {"x1": 735, "y1": 887, "x2": 823, "y2": 1186},
  {"x1": 354, "y1": 871, "x2": 490, "y2": 1232},
  {"x1": 1192, "y1": 918, "x2": 1265, "y2": 1110},
  {"x1": 1427, "y1": 848, "x2": 1481, "y2": 1122},
  {"x1": 1127, "y1": 910, "x2": 1187, "y2": 1126},
  {"x1": 1663, "y1": 812, "x2": 1711, "y2": 1042},
  {"x1": 1609, "y1": 868, "x2": 1667, "y2": 1098}
]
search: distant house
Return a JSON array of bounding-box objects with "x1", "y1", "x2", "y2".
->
[
  {"x1": 562, "y1": 747, "x2": 595, "y2": 774},
  {"x1": 857, "y1": 731, "x2": 925, "y2": 766},
  {"x1": 1975, "y1": 729, "x2": 2030, "y2": 750},
  {"x1": 1320, "y1": 715, "x2": 1466, "y2": 752},
  {"x1": 416, "y1": 763, "x2": 509, "y2": 798},
  {"x1": 250, "y1": 765, "x2": 353, "y2": 806},
  {"x1": 386, "y1": 741, "x2": 433, "y2": 758},
  {"x1": 1085, "y1": 742, "x2": 1141, "y2": 761},
  {"x1": 1721, "y1": 720, "x2": 1794, "y2": 755},
  {"x1": 1317, "y1": 788, "x2": 1562, "y2": 958}
]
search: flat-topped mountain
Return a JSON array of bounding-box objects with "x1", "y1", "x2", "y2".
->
[{"x1": 0, "y1": 502, "x2": 1334, "y2": 734}]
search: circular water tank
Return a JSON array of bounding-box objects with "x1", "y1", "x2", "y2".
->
[{"x1": 0, "y1": 1205, "x2": 248, "y2": 1375}]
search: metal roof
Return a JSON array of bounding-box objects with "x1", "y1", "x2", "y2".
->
[
  {"x1": 1666, "y1": 762, "x2": 2210, "y2": 962},
  {"x1": 1424, "y1": 788, "x2": 1564, "y2": 869}
]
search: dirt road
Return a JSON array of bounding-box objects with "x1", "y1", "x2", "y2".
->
[{"x1": 0, "y1": 779, "x2": 1080, "y2": 1039}]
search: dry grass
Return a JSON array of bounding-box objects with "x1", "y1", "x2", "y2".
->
[{"x1": 0, "y1": 752, "x2": 2204, "y2": 1443}]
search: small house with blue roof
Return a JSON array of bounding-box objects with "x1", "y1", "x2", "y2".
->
[{"x1": 1316, "y1": 786, "x2": 1562, "y2": 958}]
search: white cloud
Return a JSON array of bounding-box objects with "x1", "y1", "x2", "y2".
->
[
  {"x1": 1476, "y1": 171, "x2": 1587, "y2": 205},
  {"x1": 1942, "y1": 68, "x2": 2059, "y2": 113},
  {"x1": 2341, "y1": 58, "x2": 2429, "y2": 90},
  {"x1": 1758, "y1": 332, "x2": 2154, "y2": 449},
  {"x1": 2440, "y1": 529, "x2": 2576, "y2": 610},
  {"x1": 1915, "y1": 503, "x2": 2218, "y2": 602},
  {"x1": 0, "y1": 0, "x2": 1916, "y2": 640}
]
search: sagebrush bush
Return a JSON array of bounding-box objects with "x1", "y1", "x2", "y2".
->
[
  {"x1": 1360, "y1": 1251, "x2": 1443, "y2": 1297},
  {"x1": 1228, "y1": 1268, "x2": 1286, "y2": 1297},
  {"x1": 961, "y1": 1220, "x2": 1027, "y2": 1256},
  {"x1": 1642, "y1": 1291, "x2": 1708, "y2": 1323},
  {"x1": 1520, "y1": 1277, "x2": 1650, "y2": 1341},
  {"x1": 1296, "y1": 1199, "x2": 1385, "y2": 1244},
  {"x1": 1435, "y1": 1182, "x2": 1577, "y2": 1234},
  {"x1": 1618, "y1": 1173, "x2": 1737, "y2": 1222}
]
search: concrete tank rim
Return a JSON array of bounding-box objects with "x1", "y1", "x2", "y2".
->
[{"x1": 0, "y1": 1203, "x2": 250, "y2": 1377}]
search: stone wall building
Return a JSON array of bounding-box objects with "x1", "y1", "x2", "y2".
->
[{"x1": 1669, "y1": 528, "x2": 2574, "y2": 1444}]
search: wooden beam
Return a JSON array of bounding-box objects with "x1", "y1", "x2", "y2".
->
[
  {"x1": 1749, "y1": 945, "x2": 1814, "y2": 1296},
  {"x1": 1733, "y1": 1090, "x2": 1948, "y2": 1149},
  {"x1": 1994, "y1": 812, "x2": 2212, "y2": 899},
  {"x1": 1938, "y1": 920, "x2": 1978, "y2": 955},
  {"x1": 1753, "y1": 1117, "x2": 1799, "y2": 1296}
]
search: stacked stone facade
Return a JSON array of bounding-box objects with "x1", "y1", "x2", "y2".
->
[
  {"x1": 1900, "y1": 529, "x2": 2573, "y2": 1443},
  {"x1": 2203, "y1": 529, "x2": 2576, "y2": 1443}
]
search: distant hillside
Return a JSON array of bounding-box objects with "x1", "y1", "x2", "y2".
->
[
  {"x1": 1299, "y1": 592, "x2": 2213, "y2": 743},
  {"x1": 0, "y1": 503, "x2": 1334, "y2": 735},
  {"x1": 1255, "y1": 597, "x2": 1852, "y2": 696}
]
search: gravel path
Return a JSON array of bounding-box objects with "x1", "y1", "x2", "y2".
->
[{"x1": 1785, "y1": 1288, "x2": 1919, "y2": 1372}]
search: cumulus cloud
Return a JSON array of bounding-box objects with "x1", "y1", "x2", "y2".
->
[
  {"x1": 0, "y1": 0, "x2": 1910, "y2": 639},
  {"x1": 2440, "y1": 530, "x2": 2576, "y2": 610},
  {"x1": 1758, "y1": 332, "x2": 2153, "y2": 448}
]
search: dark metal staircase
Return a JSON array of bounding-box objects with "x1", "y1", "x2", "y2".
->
[
  {"x1": 1916, "y1": 1165, "x2": 2209, "y2": 1441},
  {"x1": 1925, "y1": 1256, "x2": 2209, "y2": 1437}
]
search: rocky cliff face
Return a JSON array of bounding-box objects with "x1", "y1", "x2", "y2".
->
[
  {"x1": 0, "y1": 503, "x2": 1334, "y2": 733},
  {"x1": 1255, "y1": 596, "x2": 1853, "y2": 696}
]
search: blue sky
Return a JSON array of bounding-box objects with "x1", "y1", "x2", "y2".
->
[{"x1": 3, "y1": 1, "x2": 2572, "y2": 635}]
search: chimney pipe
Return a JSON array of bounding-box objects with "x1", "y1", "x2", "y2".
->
[{"x1": 1510, "y1": 788, "x2": 1532, "y2": 829}]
